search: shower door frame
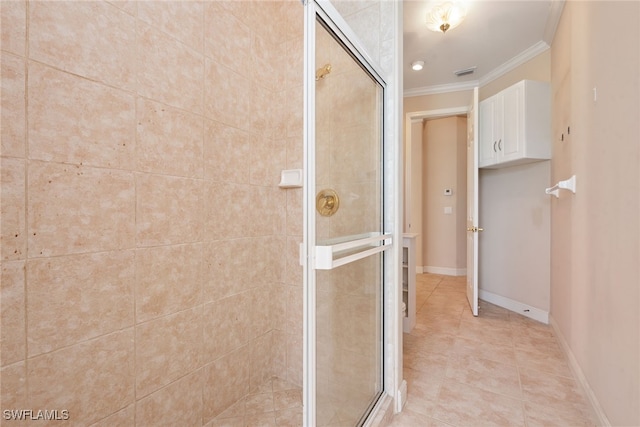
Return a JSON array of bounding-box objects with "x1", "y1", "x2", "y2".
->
[{"x1": 302, "y1": 1, "x2": 403, "y2": 425}]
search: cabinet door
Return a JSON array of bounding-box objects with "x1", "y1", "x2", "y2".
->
[
  {"x1": 478, "y1": 96, "x2": 499, "y2": 167},
  {"x1": 500, "y1": 82, "x2": 524, "y2": 162}
]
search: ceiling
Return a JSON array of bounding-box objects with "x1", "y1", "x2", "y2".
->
[{"x1": 403, "y1": 0, "x2": 565, "y2": 96}]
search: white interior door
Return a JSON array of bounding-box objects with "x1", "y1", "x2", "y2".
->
[{"x1": 466, "y1": 87, "x2": 480, "y2": 316}]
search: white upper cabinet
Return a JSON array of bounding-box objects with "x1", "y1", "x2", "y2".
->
[
  {"x1": 479, "y1": 94, "x2": 501, "y2": 166},
  {"x1": 479, "y1": 80, "x2": 551, "y2": 169}
]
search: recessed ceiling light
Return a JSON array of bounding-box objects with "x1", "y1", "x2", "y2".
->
[{"x1": 411, "y1": 61, "x2": 424, "y2": 71}]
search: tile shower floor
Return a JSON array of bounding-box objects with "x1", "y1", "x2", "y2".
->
[{"x1": 390, "y1": 273, "x2": 597, "y2": 427}]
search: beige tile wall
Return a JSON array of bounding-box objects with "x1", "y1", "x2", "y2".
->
[{"x1": 0, "y1": 1, "x2": 304, "y2": 425}]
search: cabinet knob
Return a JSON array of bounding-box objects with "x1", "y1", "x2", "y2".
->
[
  {"x1": 493, "y1": 141, "x2": 497, "y2": 152},
  {"x1": 498, "y1": 139, "x2": 502, "y2": 151}
]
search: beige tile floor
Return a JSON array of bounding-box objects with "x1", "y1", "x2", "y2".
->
[
  {"x1": 390, "y1": 273, "x2": 598, "y2": 427},
  {"x1": 206, "y1": 377, "x2": 302, "y2": 427},
  {"x1": 208, "y1": 273, "x2": 597, "y2": 427}
]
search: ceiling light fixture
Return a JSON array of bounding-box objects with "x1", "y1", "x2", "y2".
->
[
  {"x1": 426, "y1": 2, "x2": 467, "y2": 34},
  {"x1": 411, "y1": 61, "x2": 424, "y2": 71}
]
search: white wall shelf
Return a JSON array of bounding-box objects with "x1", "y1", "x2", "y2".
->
[{"x1": 402, "y1": 234, "x2": 417, "y2": 333}]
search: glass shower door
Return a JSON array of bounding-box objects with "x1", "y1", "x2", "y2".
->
[{"x1": 305, "y1": 11, "x2": 388, "y2": 426}]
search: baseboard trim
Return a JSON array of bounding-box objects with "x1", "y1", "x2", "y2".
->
[
  {"x1": 549, "y1": 316, "x2": 611, "y2": 427},
  {"x1": 423, "y1": 266, "x2": 467, "y2": 276},
  {"x1": 396, "y1": 380, "x2": 407, "y2": 413},
  {"x1": 478, "y1": 289, "x2": 549, "y2": 324}
]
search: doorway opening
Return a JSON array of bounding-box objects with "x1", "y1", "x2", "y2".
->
[{"x1": 404, "y1": 107, "x2": 469, "y2": 279}]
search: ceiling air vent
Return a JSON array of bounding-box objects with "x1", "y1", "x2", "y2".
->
[{"x1": 454, "y1": 66, "x2": 477, "y2": 77}]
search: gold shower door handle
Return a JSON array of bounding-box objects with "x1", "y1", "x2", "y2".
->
[
  {"x1": 467, "y1": 226, "x2": 484, "y2": 232},
  {"x1": 316, "y1": 189, "x2": 340, "y2": 217}
]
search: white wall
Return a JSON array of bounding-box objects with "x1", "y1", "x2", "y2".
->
[
  {"x1": 479, "y1": 162, "x2": 551, "y2": 315},
  {"x1": 475, "y1": 55, "x2": 552, "y2": 320}
]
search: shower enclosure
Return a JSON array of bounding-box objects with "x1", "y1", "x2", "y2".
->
[{"x1": 303, "y1": 1, "x2": 396, "y2": 425}]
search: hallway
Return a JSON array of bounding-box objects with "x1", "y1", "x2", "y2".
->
[{"x1": 390, "y1": 274, "x2": 597, "y2": 426}]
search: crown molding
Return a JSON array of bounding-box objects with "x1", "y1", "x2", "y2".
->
[
  {"x1": 543, "y1": 0, "x2": 566, "y2": 45},
  {"x1": 403, "y1": 40, "x2": 551, "y2": 99},
  {"x1": 403, "y1": 80, "x2": 479, "y2": 98},
  {"x1": 479, "y1": 40, "x2": 550, "y2": 87}
]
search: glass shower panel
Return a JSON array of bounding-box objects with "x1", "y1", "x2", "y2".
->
[{"x1": 314, "y1": 18, "x2": 384, "y2": 426}]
